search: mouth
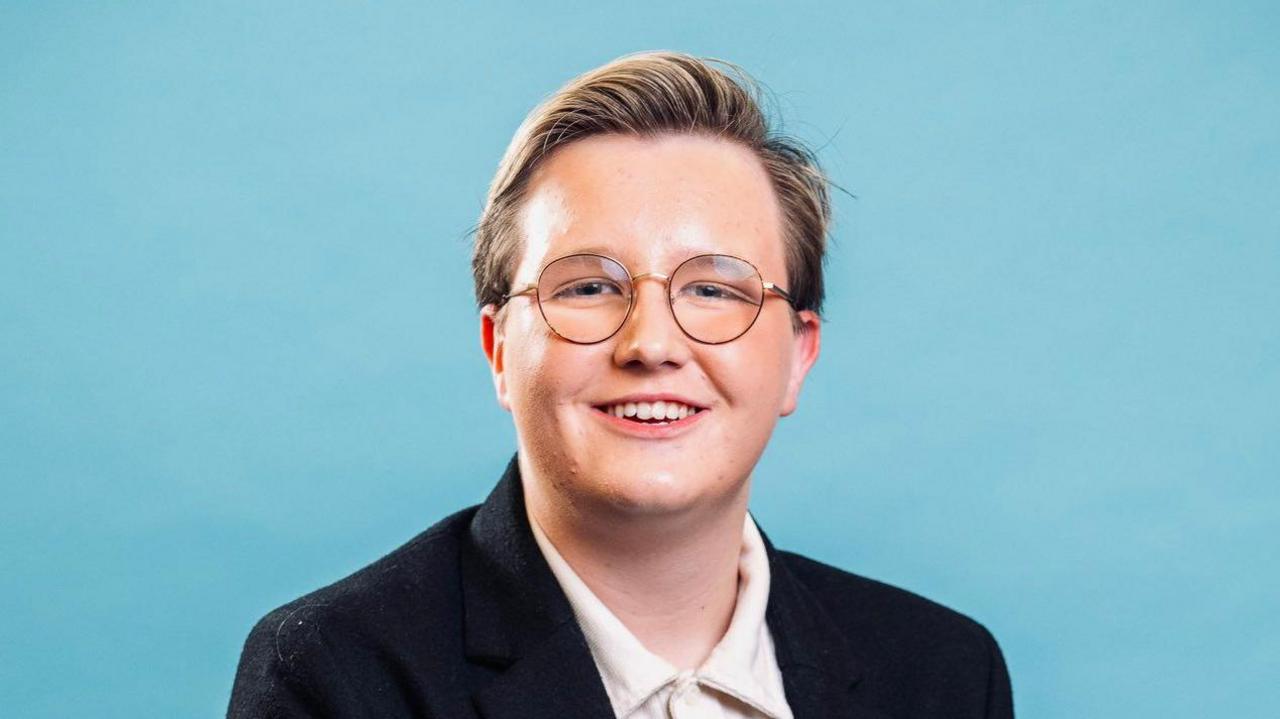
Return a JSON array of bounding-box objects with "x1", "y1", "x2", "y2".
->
[
  {"x1": 588, "y1": 397, "x2": 710, "y2": 437},
  {"x1": 592, "y1": 399, "x2": 705, "y2": 425}
]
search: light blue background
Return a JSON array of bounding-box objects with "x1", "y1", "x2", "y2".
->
[{"x1": 2, "y1": 2, "x2": 1277, "y2": 716}]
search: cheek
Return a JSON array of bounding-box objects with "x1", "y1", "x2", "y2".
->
[
  {"x1": 504, "y1": 316, "x2": 600, "y2": 416},
  {"x1": 710, "y1": 330, "x2": 793, "y2": 410}
]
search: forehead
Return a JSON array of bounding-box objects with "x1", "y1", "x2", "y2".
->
[{"x1": 515, "y1": 134, "x2": 785, "y2": 278}]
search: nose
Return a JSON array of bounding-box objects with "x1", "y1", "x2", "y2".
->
[{"x1": 612, "y1": 276, "x2": 692, "y2": 369}]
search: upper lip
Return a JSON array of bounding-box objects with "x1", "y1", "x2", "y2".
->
[{"x1": 592, "y1": 393, "x2": 710, "y2": 410}]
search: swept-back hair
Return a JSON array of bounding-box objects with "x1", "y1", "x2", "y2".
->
[{"x1": 472, "y1": 51, "x2": 831, "y2": 321}]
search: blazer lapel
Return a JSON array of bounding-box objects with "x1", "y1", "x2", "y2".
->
[
  {"x1": 460, "y1": 456, "x2": 616, "y2": 719},
  {"x1": 460, "y1": 456, "x2": 881, "y2": 719},
  {"x1": 759, "y1": 526, "x2": 891, "y2": 719}
]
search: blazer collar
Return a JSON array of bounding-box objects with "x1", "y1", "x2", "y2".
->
[
  {"x1": 760, "y1": 522, "x2": 872, "y2": 719},
  {"x1": 459, "y1": 455, "x2": 869, "y2": 719}
]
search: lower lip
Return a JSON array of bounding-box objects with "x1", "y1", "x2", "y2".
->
[{"x1": 590, "y1": 406, "x2": 708, "y2": 439}]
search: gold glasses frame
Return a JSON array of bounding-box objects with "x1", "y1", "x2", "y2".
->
[{"x1": 501, "y1": 252, "x2": 796, "y2": 345}]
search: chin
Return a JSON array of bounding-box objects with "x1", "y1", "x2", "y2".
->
[{"x1": 587, "y1": 465, "x2": 720, "y2": 517}]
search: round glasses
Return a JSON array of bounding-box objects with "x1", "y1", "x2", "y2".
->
[{"x1": 502, "y1": 253, "x2": 796, "y2": 345}]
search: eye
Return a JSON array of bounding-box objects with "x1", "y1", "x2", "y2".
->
[
  {"x1": 551, "y1": 278, "x2": 626, "y2": 300},
  {"x1": 678, "y1": 282, "x2": 753, "y2": 303}
]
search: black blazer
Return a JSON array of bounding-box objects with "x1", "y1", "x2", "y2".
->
[{"x1": 228, "y1": 457, "x2": 1014, "y2": 718}]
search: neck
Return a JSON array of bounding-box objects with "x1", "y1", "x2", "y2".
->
[{"x1": 522, "y1": 460, "x2": 751, "y2": 671}]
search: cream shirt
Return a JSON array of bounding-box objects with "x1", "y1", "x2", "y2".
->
[{"x1": 526, "y1": 507, "x2": 794, "y2": 719}]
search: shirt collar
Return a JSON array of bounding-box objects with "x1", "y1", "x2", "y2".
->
[{"x1": 527, "y1": 506, "x2": 792, "y2": 718}]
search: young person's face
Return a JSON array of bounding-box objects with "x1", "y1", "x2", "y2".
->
[{"x1": 482, "y1": 134, "x2": 820, "y2": 521}]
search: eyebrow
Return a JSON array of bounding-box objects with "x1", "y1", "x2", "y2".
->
[
  {"x1": 557, "y1": 245, "x2": 618, "y2": 257},
  {"x1": 552, "y1": 242, "x2": 730, "y2": 262}
]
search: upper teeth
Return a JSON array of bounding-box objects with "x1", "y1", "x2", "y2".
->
[{"x1": 605, "y1": 400, "x2": 699, "y2": 421}]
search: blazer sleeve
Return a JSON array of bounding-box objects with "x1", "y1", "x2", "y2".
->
[
  {"x1": 226, "y1": 604, "x2": 359, "y2": 719},
  {"x1": 983, "y1": 625, "x2": 1015, "y2": 719}
]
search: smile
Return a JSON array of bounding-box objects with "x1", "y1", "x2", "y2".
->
[
  {"x1": 598, "y1": 400, "x2": 701, "y2": 423},
  {"x1": 589, "y1": 397, "x2": 709, "y2": 438}
]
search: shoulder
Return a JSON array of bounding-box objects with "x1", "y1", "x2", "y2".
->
[
  {"x1": 228, "y1": 506, "x2": 479, "y2": 716},
  {"x1": 262, "y1": 505, "x2": 476, "y2": 648},
  {"x1": 775, "y1": 549, "x2": 1013, "y2": 714},
  {"x1": 778, "y1": 548, "x2": 998, "y2": 650}
]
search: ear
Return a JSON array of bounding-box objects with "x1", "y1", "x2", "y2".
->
[
  {"x1": 780, "y1": 310, "x2": 821, "y2": 417},
  {"x1": 480, "y1": 304, "x2": 512, "y2": 412}
]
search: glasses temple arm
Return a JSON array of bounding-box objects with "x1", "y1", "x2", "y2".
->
[
  {"x1": 501, "y1": 284, "x2": 538, "y2": 302},
  {"x1": 763, "y1": 282, "x2": 796, "y2": 306}
]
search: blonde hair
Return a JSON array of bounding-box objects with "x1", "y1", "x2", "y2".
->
[{"x1": 472, "y1": 51, "x2": 831, "y2": 320}]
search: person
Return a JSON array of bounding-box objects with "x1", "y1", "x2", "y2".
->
[{"x1": 228, "y1": 51, "x2": 1014, "y2": 719}]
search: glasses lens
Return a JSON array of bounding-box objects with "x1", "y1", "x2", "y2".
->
[
  {"x1": 536, "y1": 254, "x2": 632, "y2": 343},
  {"x1": 670, "y1": 255, "x2": 764, "y2": 343}
]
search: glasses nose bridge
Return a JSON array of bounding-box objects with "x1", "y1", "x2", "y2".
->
[
  {"x1": 616, "y1": 270, "x2": 683, "y2": 345},
  {"x1": 624, "y1": 271, "x2": 674, "y2": 313},
  {"x1": 629, "y1": 271, "x2": 671, "y2": 293},
  {"x1": 626, "y1": 270, "x2": 677, "y2": 319}
]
